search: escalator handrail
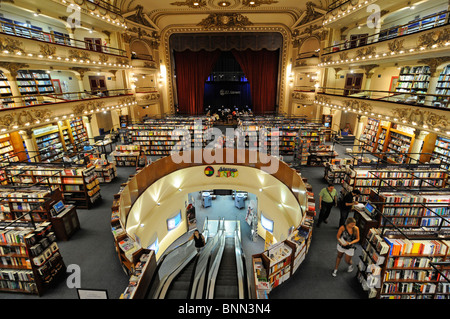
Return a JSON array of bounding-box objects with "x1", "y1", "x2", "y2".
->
[
  {"x1": 189, "y1": 228, "x2": 224, "y2": 299},
  {"x1": 156, "y1": 248, "x2": 198, "y2": 299},
  {"x1": 234, "y1": 228, "x2": 247, "y2": 299},
  {"x1": 205, "y1": 231, "x2": 227, "y2": 299}
]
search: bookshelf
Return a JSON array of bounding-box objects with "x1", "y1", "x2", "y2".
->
[
  {"x1": 2, "y1": 164, "x2": 101, "y2": 209},
  {"x1": 120, "y1": 250, "x2": 157, "y2": 299},
  {"x1": 342, "y1": 165, "x2": 448, "y2": 203},
  {"x1": 119, "y1": 115, "x2": 129, "y2": 128},
  {"x1": 295, "y1": 124, "x2": 326, "y2": 166},
  {"x1": 110, "y1": 145, "x2": 140, "y2": 166},
  {"x1": 0, "y1": 187, "x2": 63, "y2": 226},
  {"x1": 324, "y1": 159, "x2": 355, "y2": 184},
  {"x1": 384, "y1": 129, "x2": 415, "y2": 164},
  {"x1": 16, "y1": 70, "x2": 54, "y2": 106},
  {"x1": 0, "y1": 71, "x2": 14, "y2": 109},
  {"x1": 33, "y1": 126, "x2": 64, "y2": 162},
  {"x1": 357, "y1": 228, "x2": 390, "y2": 299},
  {"x1": 129, "y1": 118, "x2": 212, "y2": 156},
  {"x1": 374, "y1": 124, "x2": 391, "y2": 155},
  {"x1": 0, "y1": 221, "x2": 66, "y2": 296},
  {"x1": 0, "y1": 134, "x2": 19, "y2": 164},
  {"x1": 369, "y1": 190, "x2": 450, "y2": 230},
  {"x1": 432, "y1": 136, "x2": 450, "y2": 170},
  {"x1": 380, "y1": 235, "x2": 449, "y2": 299},
  {"x1": 69, "y1": 117, "x2": 89, "y2": 152},
  {"x1": 361, "y1": 118, "x2": 380, "y2": 152},
  {"x1": 395, "y1": 66, "x2": 431, "y2": 104},
  {"x1": 93, "y1": 158, "x2": 117, "y2": 183},
  {"x1": 433, "y1": 64, "x2": 450, "y2": 109},
  {"x1": 252, "y1": 205, "x2": 315, "y2": 299}
]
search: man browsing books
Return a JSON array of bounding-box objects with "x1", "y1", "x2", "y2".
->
[
  {"x1": 338, "y1": 189, "x2": 360, "y2": 227},
  {"x1": 317, "y1": 183, "x2": 337, "y2": 228}
]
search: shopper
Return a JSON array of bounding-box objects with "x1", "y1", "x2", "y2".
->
[
  {"x1": 338, "y1": 189, "x2": 360, "y2": 227},
  {"x1": 136, "y1": 150, "x2": 149, "y2": 169},
  {"x1": 189, "y1": 229, "x2": 205, "y2": 253},
  {"x1": 332, "y1": 217, "x2": 360, "y2": 277},
  {"x1": 317, "y1": 183, "x2": 337, "y2": 227}
]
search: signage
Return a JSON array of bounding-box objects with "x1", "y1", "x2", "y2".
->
[
  {"x1": 204, "y1": 166, "x2": 215, "y2": 177},
  {"x1": 216, "y1": 167, "x2": 238, "y2": 178}
]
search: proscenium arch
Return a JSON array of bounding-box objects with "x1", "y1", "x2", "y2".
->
[
  {"x1": 115, "y1": 149, "x2": 308, "y2": 260},
  {"x1": 160, "y1": 25, "x2": 292, "y2": 114}
]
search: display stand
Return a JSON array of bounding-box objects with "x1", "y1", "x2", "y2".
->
[
  {"x1": 50, "y1": 205, "x2": 80, "y2": 241},
  {"x1": 202, "y1": 192, "x2": 212, "y2": 208}
]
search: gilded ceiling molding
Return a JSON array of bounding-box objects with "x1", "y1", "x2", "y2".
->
[
  {"x1": 343, "y1": 100, "x2": 372, "y2": 113},
  {"x1": 138, "y1": 92, "x2": 161, "y2": 102},
  {"x1": 72, "y1": 100, "x2": 106, "y2": 116},
  {"x1": 39, "y1": 44, "x2": 57, "y2": 58},
  {"x1": 162, "y1": 25, "x2": 290, "y2": 114},
  {"x1": 0, "y1": 109, "x2": 53, "y2": 130},
  {"x1": 418, "y1": 28, "x2": 450, "y2": 49},
  {"x1": 333, "y1": 68, "x2": 342, "y2": 79},
  {"x1": 0, "y1": 62, "x2": 29, "y2": 77},
  {"x1": 392, "y1": 108, "x2": 450, "y2": 131},
  {"x1": 69, "y1": 67, "x2": 91, "y2": 79},
  {"x1": 361, "y1": 64, "x2": 379, "y2": 79},
  {"x1": 68, "y1": 49, "x2": 91, "y2": 62},
  {"x1": 170, "y1": 0, "x2": 207, "y2": 8},
  {"x1": 387, "y1": 39, "x2": 404, "y2": 53},
  {"x1": 0, "y1": 37, "x2": 24, "y2": 55},
  {"x1": 197, "y1": 13, "x2": 253, "y2": 30},
  {"x1": 242, "y1": 0, "x2": 279, "y2": 6},
  {"x1": 126, "y1": 26, "x2": 160, "y2": 49},
  {"x1": 354, "y1": 46, "x2": 376, "y2": 59},
  {"x1": 417, "y1": 57, "x2": 450, "y2": 76}
]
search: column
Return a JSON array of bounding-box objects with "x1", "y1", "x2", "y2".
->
[
  {"x1": 409, "y1": 130, "x2": 428, "y2": 164},
  {"x1": 82, "y1": 115, "x2": 95, "y2": 145},
  {"x1": 353, "y1": 115, "x2": 365, "y2": 153},
  {"x1": 5, "y1": 72, "x2": 22, "y2": 107},
  {"x1": 19, "y1": 129, "x2": 38, "y2": 162}
]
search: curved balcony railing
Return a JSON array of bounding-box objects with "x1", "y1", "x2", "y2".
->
[
  {"x1": 0, "y1": 20, "x2": 127, "y2": 57},
  {"x1": 318, "y1": 87, "x2": 450, "y2": 110},
  {"x1": 322, "y1": 10, "x2": 449, "y2": 55},
  {"x1": 0, "y1": 88, "x2": 133, "y2": 110}
]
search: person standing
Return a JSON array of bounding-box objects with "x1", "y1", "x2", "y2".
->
[
  {"x1": 332, "y1": 217, "x2": 360, "y2": 277},
  {"x1": 189, "y1": 229, "x2": 205, "y2": 253},
  {"x1": 136, "y1": 150, "x2": 149, "y2": 170},
  {"x1": 338, "y1": 189, "x2": 361, "y2": 227},
  {"x1": 317, "y1": 183, "x2": 337, "y2": 227}
]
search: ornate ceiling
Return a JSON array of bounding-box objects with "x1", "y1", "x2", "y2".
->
[{"x1": 119, "y1": 0, "x2": 329, "y2": 32}]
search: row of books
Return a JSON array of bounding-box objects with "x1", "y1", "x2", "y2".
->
[{"x1": 383, "y1": 238, "x2": 449, "y2": 256}]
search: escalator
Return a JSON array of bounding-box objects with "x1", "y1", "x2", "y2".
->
[
  {"x1": 214, "y1": 237, "x2": 239, "y2": 299},
  {"x1": 164, "y1": 254, "x2": 198, "y2": 299},
  {"x1": 146, "y1": 219, "x2": 249, "y2": 300},
  {"x1": 205, "y1": 222, "x2": 250, "y2": 299}
]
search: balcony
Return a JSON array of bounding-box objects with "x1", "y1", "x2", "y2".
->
[
  {"x1": 324, "y1": 0, "x2": 404, "y2": 28},
  {"x1": 319, "y1": 25, "x2": 450, "y2": 69},
  {"x1": 0, "y1": 88, "x2": 136, "y2": 132},
  {"x1": 323, "y1": 10, "x2": 449, "y2": 55},
  {"x1": 316, "y1": 87, "x2": 450, "y2": 134},
  {"x1": 0, "y1": 21, "x2": 131, "y2": 70},
  {"x1": 293, "y1": 50, "x2": 320, "y2": 70},
  {"x1": 15, "y1": 0, "x2": 127, "y2": 31},
  {"x1": 135, "y1": 87, "x2": 160, "y2": 106},
  {"x1": 130, "y1": 54, "x2": 158, "y2": 69}
]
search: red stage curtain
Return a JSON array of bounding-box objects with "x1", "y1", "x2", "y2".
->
[
  {"x1": 231, "y1": 49, "x2": 279, "y2": 115},
  {"x1": 174, "y1": 49, "x2": 221, "y2": 115}
]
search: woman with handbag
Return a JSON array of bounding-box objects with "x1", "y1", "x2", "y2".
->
[{"x1": 332, "y1": 217, "x2": 360, "y2": 277}]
